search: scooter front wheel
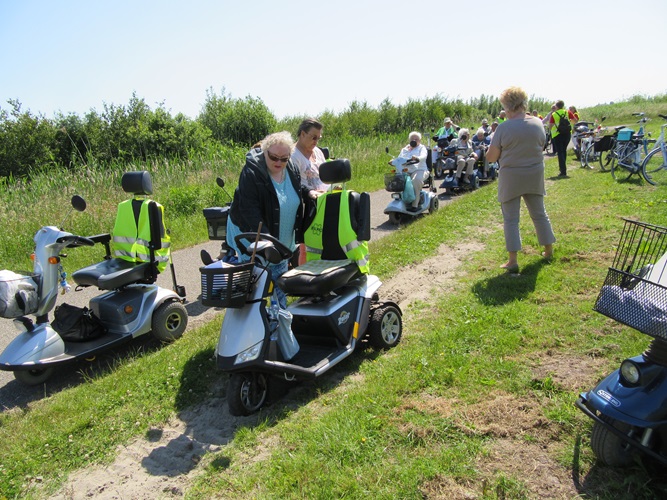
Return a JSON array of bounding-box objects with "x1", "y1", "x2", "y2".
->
[
  {"x1": 369, "y1": 305, "x2": 402, "y2": 349},
  {"x1": 591, "y1": 416, "x2": 636, "y2": 467},
  {"x1": 14, "y1": 366, "x2": 55, "y2": 386},
  {"x1": 388, "y1": 212, "x2": 402, "y2": 225},
  {"x1": 228, "y1": 372, "x2": 269, "y2": 416}
]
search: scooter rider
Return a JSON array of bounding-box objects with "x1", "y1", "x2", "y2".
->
[
  {"x1": 397, "y1": 131, "x2": 429, "y2": 212},
  {"x1": 452, "y1": 128, "x2": 478, "y2": 184}
]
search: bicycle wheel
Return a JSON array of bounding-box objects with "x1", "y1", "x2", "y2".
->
[
  {"x1": 584, "y1": 144, "x2": 598, "y2": 169},
  {"x1": 642, "y1": 147, "x2": 667, "y2": 186},
  {"x1": 611, "y1": 143, "x2": 636, "y2": 181},
  {"x1": 599, "y1": 144, "x2": 615, "y2": 172}
]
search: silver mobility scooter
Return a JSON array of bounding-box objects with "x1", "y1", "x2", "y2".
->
[
  {"x1": 201, "y1": 159, "x2": 403, "y2": 415},
  {"x1": 0, "y1": 171, "x2": 188, "y2": 384}
]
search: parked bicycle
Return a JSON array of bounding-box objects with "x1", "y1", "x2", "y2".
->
[
  {"x1": 641, "y1": 114, "x2": 667, "y2": 186},
  {"x1": 609, "y1": 114, "x2": 654, "y2": 181},
  {"x1": 578, "y1": 117, "x2": 606, "y2": 168},
  {"x1": 594, "y1": 126, "x2": 625, "y2": 172}
]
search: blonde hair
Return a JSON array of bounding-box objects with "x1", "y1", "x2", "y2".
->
[
  {"x1": 499, "y1": 86, "x2": 528, "y2": 114},
  {"x1": 260, "y1": 131, "x2": 295, "y2": 154}
]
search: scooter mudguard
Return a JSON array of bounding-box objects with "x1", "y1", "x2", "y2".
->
[
  {"x1": 0, "y1": 324, "x2": 65, "y2": 368},
  {"x1": 217, "y1": 302, "x2": 268, "y2": 364},
  {"x1": 581, "y1": 355, "x2": 667, "y2": 428},
  {"x1": 384, "y1": 193, "x2": 429, "y2": 216},
  {"x1": 91, "y1": 285, "x2": 177, "y2": 337}
]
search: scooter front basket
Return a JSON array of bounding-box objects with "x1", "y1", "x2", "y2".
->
[
  {"x1": 384, "y1": 173, "x2": 405, "y2": 193},
  {"x1": 593, "y1": 219, "x2": 667, "y2": 340},
  {"x1": 200, "y1": 261, "x2": 254, "y2": 308}
]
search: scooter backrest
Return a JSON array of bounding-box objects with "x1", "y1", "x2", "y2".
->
[
  {"x1": 320, "y1": 159, "x2": 351, "y2": 184},
  {"x1": 122, "y1": 171, "x2": 153, "y2": 195}
]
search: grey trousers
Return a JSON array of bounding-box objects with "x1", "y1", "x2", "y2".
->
[{"x1": 501, "y1": 194, "x2": 556, "y2": 252}]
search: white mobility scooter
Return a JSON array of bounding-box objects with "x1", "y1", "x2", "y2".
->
[
  {"x1": 200, "y1": 159, "x2": 403, "y2": 415},
  {"x1": 0, "y1": 171, "x2": 188, "y2": 385}
]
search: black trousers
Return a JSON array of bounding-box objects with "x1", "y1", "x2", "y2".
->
[{"x1": 553, "y1": 132, "x2": 571, "y2": 175}]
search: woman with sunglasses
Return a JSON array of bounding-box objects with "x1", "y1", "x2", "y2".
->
[{"x1": 226, "y1": 131, "x2": 312, "y2": 306}]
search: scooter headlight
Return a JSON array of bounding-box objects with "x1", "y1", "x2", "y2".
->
[
  {"x1": 234, "y1": 340, "x2": 263, "y2": 365},
  {"x1": 620, "y1": 359, "x2": 641, "y2": 385}
]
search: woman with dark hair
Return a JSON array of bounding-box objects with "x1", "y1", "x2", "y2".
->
[
  {"x1": 486, "y1": 86, "x2": 556, "y2": 272},
  {"x1": 291, "y1": 118, "x2": 329, "y2": 195}
]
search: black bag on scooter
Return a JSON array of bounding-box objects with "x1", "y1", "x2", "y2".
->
[{"x1": 52, "y1": 303, "x2": 106, "y2": 342}]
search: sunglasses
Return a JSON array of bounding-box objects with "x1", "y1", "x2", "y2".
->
[{"x1": 267, "y1": 151, "x2": 290, "y2": 163}]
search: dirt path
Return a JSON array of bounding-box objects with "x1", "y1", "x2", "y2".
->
[{"x1": 47, "y1": 232, "x2": 485, "y2": 500}]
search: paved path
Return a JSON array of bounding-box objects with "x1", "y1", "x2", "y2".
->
[{"x1": 0, "y1": 188, "x2": 456, "y2": 410}]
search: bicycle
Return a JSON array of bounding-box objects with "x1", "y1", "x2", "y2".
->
[
  {"x1": 608, "y1": 114, "x2": 654, "y2": 180},
  {"x1": 593, "y1": 126, "x2": 624, "y2": 172},
  {"x1": 641, "y1": 114, "x2": 667, "y2": 186},
  {"x1": 578, "y1": 117, "x2": 607, "y2": 168},
  {"x1": 610, "y1": 130, "x2": 647, "y2": 181}
]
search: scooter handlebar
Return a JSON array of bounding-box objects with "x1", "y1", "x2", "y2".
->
[
  {"x1": 55, "y1": 235, "x2": 96, "y2": 247},
  {"x1": 235, "y1": 232, "x2": 293, "y2": 260}
]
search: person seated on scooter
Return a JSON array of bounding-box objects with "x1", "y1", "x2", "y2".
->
[
  {"x1": 451, "y1": 128, "x2": 477, "y2": 184},
  {"x1": 472, "y1": 129, "x2": 491, "y2": 177},
  {"x1": 476, "y1": 118, "x2": 491, "y2": 137},
  {"x1": 225, "y1": 131, "x2": 314, "y2": 308},
  {"x1": 398, "y1": 131, "x2": 429, "y2": 212},
  {"x1": 433, "y1": 118, "x2": 459, "y2": 166}
]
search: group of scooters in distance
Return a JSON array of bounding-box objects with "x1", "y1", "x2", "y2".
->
[{"x1": 384, "y1": 128, "x2": 497, "y2": 224}]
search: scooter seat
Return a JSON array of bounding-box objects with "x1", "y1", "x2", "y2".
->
[
  {"x1": 72, "y1": 258, "x2": 154, "y2": 290},
  {"x1": 277, "y1": 259, "x2": 361, "y2": 296}
]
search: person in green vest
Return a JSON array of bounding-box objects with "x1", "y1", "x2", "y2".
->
[
  {"x1": 549, "y1": 100, "x2": 571, "y2": 177},
  {"x1": 497, "y1": 110, "x2": 507, "y2": 124}
]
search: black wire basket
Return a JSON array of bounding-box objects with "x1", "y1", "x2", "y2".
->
[
  {"x1": 594, "y1": 219, "x2": 667, "y2": 340},
  {"x1": 384, "y1": 173, "x2": 405, "y2": 193},
  {"x1": 200, "y1": 261, "x2": 254, "y2": 308}
]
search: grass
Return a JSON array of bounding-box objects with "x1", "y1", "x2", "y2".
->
[
  {"x1": 1, "y1": 153, "x2": 666, "y2": 498},
  {"x1": 1, "y1": 106, "x2": 667, "y2": 497}
]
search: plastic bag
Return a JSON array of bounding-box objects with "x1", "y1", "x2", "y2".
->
[
  {"x1": 402, "y1": 174, "x2": 416, "y2": 204},
  {"x1": 276, "y1": 308, "x2": 299, "y2": 360}
]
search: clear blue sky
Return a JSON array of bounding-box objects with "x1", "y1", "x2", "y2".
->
[{"x1": 1, "y1": 0, "x2": 665, "y2": 120}]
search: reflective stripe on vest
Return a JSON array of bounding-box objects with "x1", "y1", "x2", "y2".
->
[
  {"x1": 304, "y1": 190, "x2": 370, "y2": 274},
  {"x1": 112, "y1": 198, "x2": 171, "y2": 272}
]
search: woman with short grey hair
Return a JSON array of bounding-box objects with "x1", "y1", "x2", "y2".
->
[{"x1": 486, "y1": 86, "x2": 556, "y2": 272}]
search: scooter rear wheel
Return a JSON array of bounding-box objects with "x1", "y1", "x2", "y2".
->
[
  {"x1": 369, "y1": 305, "x2": 402, "y2": 349},
  {"x1": 228, "y1": 372, "x2": 269, "y2": 416},
  {"x1": 152, "y1": 301, "x2": 188, "y2": 342},
  {"x1": 14, "y1": 366, "x2": 55, "y2": 386},
  {"x1": 591, "y1": 416, "x2": 636, "y2": 467}
]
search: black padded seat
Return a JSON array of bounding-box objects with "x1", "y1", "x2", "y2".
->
[
  {"x1": 277, "y1": 259, "x2": 361, "y2": 296},
  {"x1": 72, "y1": 258, "x2": 152, "y2": 290}
]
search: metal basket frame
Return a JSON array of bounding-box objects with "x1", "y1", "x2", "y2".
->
[
  {"x1": 200, "y1": 261, "x2": 254, "y2": 308},
  {"x1": 594, "y1": 219, "x2": 667, "y2": 339}
]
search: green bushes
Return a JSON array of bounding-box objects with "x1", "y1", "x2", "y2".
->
[{"x1": 198, "y1": 87, "x2": 277, "y2": 145}]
